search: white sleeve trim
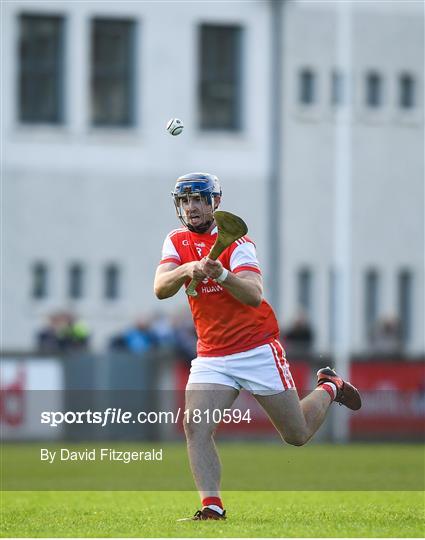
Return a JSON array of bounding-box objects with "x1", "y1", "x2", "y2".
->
[
  {"x1": 230, "y1": 242, "x2": 260, "y2": 272},
  {"x1": 161, "y1": 235, "x2": 181, "y2": 262}
]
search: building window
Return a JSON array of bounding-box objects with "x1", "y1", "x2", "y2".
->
[
  {"x1": 328, "y1": 269, "x2": 336, "y2": 345},
  {"x1": 68, "y1": 263, "x2": 84, "y2": 299},
  {"x1": 398, "y1": 270, "x2": 413, "y2": 345},
  {"x1": 104, "y1": 264, "x2": 120, "y2": 299},
  {"x1": 297, "y1": 268, "x2": 312, "y2": 315},
  {"x1": 31, "y1": 262, "x2": 48, "y2": 299},
  {"x1": 299, "y1": 69, "x2": 316, "y2": 105},
  {"x1": 365, "y1": 269, "x2": 379, "y2": 339},
  {"x1": 91, "y1": 18, "x2": 136, "y2": 126},
  {"x1": 19, "y1": 14, "x2": 64, "y2": 123},
  {"x1": 199, "y1": 24, "x2": 242, "y2": 130},
  {"x1": 365, "y1": 72, "x2": 382, "y2": 107},
  {"x1": 331, "y1": 70, "x2": 344, "y2": 105},
  {"x1": 399, "y1": 73, "x2": 415, "y2": 109}
]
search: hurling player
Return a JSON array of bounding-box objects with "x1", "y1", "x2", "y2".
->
[{"x1": 154, "y1": 172, "x2": 361, "y2": 520}]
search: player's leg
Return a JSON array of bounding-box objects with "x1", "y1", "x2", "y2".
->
[
  {"x1": 184, "y1": 382, "x2": 239, "y2": 514},
  {"x1": 237, "y1": 340, "x2": 360, "y2": 445},
  {"x1": 254, "y1": 386, "x2": 332, "y2": 446}
]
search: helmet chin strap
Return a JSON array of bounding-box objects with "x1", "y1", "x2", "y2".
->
[{"x1": 187, "y1": 218, "x2": 214, "y2": 234}]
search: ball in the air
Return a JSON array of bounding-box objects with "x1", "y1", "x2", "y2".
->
[{"x1": 166, "y1": 118, "x2": 184, "y2": 136}]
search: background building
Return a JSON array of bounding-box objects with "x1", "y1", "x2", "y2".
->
[{"x1": 2, "y1": 0, "x2": 424, "y2": 356}]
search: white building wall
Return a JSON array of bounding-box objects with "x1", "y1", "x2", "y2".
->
[
  {"x1": 2, "y1": 0, "x2": 424, "y2": 355},
  {"x1": 281, "y1": 1, "x2": 424, "y2": 355},
  {"x1": 2, "y1": 0, "x2": 272, "y2": 350}
]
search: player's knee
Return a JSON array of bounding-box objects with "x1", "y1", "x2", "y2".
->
[
  {"x1": 183, "y1": 416, "x2": 215, "y2": 440},
  {"x1": 283, "y1": 431, "x2": 309, "y2": 447}
]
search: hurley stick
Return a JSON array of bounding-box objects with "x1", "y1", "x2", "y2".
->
[{"x1": 186, "y1": 211, "x2": 248, "y2": 297}]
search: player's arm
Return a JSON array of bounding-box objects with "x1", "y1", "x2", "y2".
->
[
  {"x1": 219, "y1": 269, "x2": 263, "y2": 307},
  {"x1": 200, "y1": 258, "x2": 263, "y2": 307},
  {"x1": 154, "y1": 262, "x2": 207, "y2": 300}
]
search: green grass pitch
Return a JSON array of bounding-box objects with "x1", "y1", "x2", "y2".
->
[
  {"x1": 1, "y1": 443, "x2": 424, "y2": 537},
  {"x1": 2, "y1": 490, "x2": 423, "y2": 537}
]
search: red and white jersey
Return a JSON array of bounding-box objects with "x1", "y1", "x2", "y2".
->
[{"x1": 159, "y1": 226, "x2": 280, "y2": 357}]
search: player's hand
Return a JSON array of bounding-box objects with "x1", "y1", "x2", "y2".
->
[
  {"x1": 200, "y1": 257, "x2": 223, "y2": 280},
  {"x1": 186, "y1": 261, "x2": 207, "y2": 281}
]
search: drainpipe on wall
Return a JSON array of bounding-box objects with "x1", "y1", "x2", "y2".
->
[{"x1": 269, "y1": 0, "x2": 285, "y2": 317}]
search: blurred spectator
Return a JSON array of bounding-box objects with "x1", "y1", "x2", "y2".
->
[
  {"x1": 283, "y1": 309, "x2": 314, "y2": 355},
  {"x1": 109, "y1": 317, "x2": 156, "y2": 354},
  {"x1": 37, "y1": 311, "x2": 90, "y2": 352},
  {"x1": 109, "y1": 309, "x2": 196, "y2": 361},
  {"x1": 369, "y1": 314, "x2": 402, "y2": 356},
  {"x1": 171, "y1": 308, "x2": 197, "y2": 364},
  {"x1": 150, "y1": 312, "x2": 175, "y2": 346}
]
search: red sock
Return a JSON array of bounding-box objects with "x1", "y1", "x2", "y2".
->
[
  {"x1": 320, "y1": 382, "x2": 337, "y2": 401},
  {"x1": 202, "y1": 496, "x2": 223, "y2": 509}
]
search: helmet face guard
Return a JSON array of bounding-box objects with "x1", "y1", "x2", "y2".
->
[{"x1": 172, "y1": 173, "x2": 222, "y2": 233}]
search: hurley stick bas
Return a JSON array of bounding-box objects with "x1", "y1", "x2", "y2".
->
[{"x1": 186, "y1": 210, "x2": 248, "y2": 297}]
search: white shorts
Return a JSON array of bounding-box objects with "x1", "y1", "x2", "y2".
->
[{"x1": 187, "y1": 339, "x2": 296, "y2": 396}]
